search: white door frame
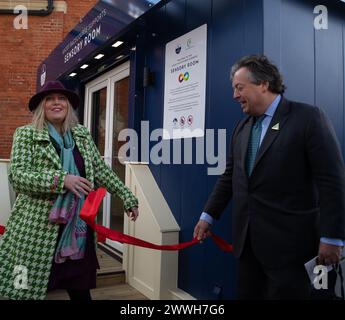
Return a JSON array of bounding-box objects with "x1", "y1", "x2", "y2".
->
[{"x1": 84, "y1": 61, "x2": 130, "y2": 252}]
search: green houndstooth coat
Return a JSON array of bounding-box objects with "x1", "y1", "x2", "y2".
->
[{"x1": 0, "y1": 124, "x2": 138, "y2": 300}]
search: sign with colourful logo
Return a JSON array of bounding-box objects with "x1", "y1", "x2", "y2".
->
[
  {"x1": 163, "y1": 24, "x2": 207, "y2": 139},
  {"x1": 178, "y1": 72, "x2": 190, "y2": 83}
]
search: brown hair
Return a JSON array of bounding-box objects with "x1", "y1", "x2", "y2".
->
[{"x1": 231, "y1": 55, "x2": 286, "y2": 94}]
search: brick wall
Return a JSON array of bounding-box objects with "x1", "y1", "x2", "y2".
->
[{"x1": 0, "y1": 0, "x2": 98, "y2": 159}]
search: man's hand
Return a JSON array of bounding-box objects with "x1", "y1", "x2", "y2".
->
[
  {"x1": 317, "y1": 242, "x2": 343, "y2": 266},
  {"x1": 193, "y1": 220, "x2": 211, "y2": 241},
  {"x1": 126, "y1": 206, "x2": 139, "y2": 221}
]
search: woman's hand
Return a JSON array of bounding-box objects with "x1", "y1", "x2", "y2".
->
[
  {"x1": 126, "y1": 206, "x2": 139, "y2": 221},
  {"x1": 63, "y1": 174, "x2": 93, "y2": 198}
]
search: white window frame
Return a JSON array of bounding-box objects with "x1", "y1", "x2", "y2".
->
[{"x1": 84, "y1": 61, "x2": 130, "y2": 252}]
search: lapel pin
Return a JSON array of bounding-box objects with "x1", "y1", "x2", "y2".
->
[{"x1": 272, "y1": 123, "x2": 279, "y2": 131}]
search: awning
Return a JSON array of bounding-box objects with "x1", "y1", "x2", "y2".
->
[{"x1": 36, "y1": 0, "x2": 165, "y2": 89}]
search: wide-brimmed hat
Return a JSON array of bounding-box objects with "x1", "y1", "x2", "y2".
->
[{"x1": 29, "y1": 80, "x2": 80, "y2": 111}]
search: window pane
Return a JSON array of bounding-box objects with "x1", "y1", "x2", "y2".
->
[
  {"x1": 91, "y1": 87, "x2": 107, "y2": 156},
  {"x1": 110, "y1": 77, "x2": 129, "y2": 232},
  {"x1": 90, "y1": 87, "x2": 107, "y2": 228}
]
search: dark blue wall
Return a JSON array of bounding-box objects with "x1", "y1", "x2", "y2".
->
[
  {"x1": 134, "y1": 0, "x2": 345, "y2": 299},
  {"x1": 136, "y1": 0, "x2": 264, "y2": 299},
  {"x1": 264, "y1": 0, "x2": 345, "y2": 153}
]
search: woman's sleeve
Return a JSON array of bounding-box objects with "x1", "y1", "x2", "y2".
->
[
  {"x1": 9, "y1": 126, "x2": 67, "y2": 195},
  {"x1": 86, "y1": 131, "x2": 138, "y2": 210}
]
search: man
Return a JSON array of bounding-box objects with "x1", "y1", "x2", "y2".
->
[{"x1": 194, "y1": 55, "x2": 345, "y2": 299}]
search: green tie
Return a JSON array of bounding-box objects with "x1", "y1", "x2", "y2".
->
[{"x1": 246, "y1": 115, "x2": 266, "y2": 176}]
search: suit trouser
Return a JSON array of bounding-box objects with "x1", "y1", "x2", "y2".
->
[{"x1": 237, "y1": 231, "x2": 312, "y2": 300}]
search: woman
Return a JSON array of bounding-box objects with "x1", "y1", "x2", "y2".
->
[{"x1": 0, "y1": 80, "x2": 139, "y2": 300}]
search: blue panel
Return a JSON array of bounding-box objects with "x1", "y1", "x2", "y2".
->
[
  {"x1": 209, "y1": 0, "x2": 263, "y2": 192},
  {"x1": 160, "y1": 164, "x2": 183, "y2": 218},
  {"x1": 165, "y1": 0, "x2": 187, "y2": 40},
  {"x1": 315, "y1": 11, "x2": 344, "y2": 150},
  {"x1": 209, "y1": 0, "x2": 245, "y2": 134},
  {"x1": 263, "y1": 0, "x2": 282, "y2": 66},
  {"x1": 244, "y1": 0, "x2": 264, "y2": 54},
  {"x1": 264, "y1": 0, "x2": 315, "y2": 102},
  {"x1": 342, "y1": 24, "x2": 345, "y2": 159},
  {"x1": 173, "y1": 0, "x2": 213, "y2": 299},
  {"x1": 264, "y1": 0, "x2": 345, "y2": 154},
  {"x1": 209, "y1": 0, "x2": 263, "y2": 134},
  {"x1": 280, "y1": 0, "x2": 315, "y2": 103},
  {"x1": 145, "y1": 6, "x2": 167, "y2": 182},
  {"x1": 185, "y1": 0, "x2": 212, "y2": 31},
  {"x1": 144, "y1": 2, "x2": 201, "y2": 215},
  {"x1": 178, "y1": 140, "x2": 209, "y2": 297}
]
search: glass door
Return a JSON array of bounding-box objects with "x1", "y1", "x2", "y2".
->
[
  {"x1": 85, "y1": 80, "x2": 108, "y2": 228},
  {"x1": 110, "y1": 77, "x2": 129, "y2": 235},
  {"x1": 84, "y1": 62, "x2": 130, "y2": 253}
]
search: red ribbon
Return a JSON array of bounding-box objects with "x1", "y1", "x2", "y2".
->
[
  {"x1": 0, "y1": 188, "x2": 233, "y2": 253},
  {"x1": 80, "y1": 188, "x2": 233, "y2": 253}
]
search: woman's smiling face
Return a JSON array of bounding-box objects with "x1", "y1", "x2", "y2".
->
[{"x1": 44, "y1": 93, "x2": 68, "y2": 125}]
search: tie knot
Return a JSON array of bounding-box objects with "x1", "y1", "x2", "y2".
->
[
  {"x1": 254, "y1": 114, "x2": 266, "y2": 128},
  {"x1": 254, "y1": 114, "x2": 266, "y2": 125}
]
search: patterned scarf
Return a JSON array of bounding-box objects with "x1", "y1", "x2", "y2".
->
[{"x1": 47, "y1": 122, "x2": 87, "y2": 263}]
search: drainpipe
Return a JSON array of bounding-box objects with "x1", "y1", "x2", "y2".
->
[{"x1": 0, "y1": 0, "x2": 54, "y2": 16}]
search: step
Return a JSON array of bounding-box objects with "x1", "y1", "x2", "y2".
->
[
  {"x1": 96, "y1": 271, "x2": 126, "y2": 288},
  {"x1": 45, "y1": 282, "x2": 148, "y2": 300},
  {"x1": 90, "y1": 283, "x2": 148, "y2": 300},
  {"x1": 45, "y1": 272, "x2": 128, "y2": 300}
]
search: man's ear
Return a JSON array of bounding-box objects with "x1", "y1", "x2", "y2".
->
[{"x1": 261, "y1": 81, "x2": 270, "y2": 92}]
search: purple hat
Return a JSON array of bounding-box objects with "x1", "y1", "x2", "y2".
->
[{"x1": 29, "y1": 80, "x2": 80, "y2": 111}]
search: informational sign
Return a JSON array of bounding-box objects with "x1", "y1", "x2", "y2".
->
[{"x1": 163, "y1": 24, "x2": 207, "y2": 139}]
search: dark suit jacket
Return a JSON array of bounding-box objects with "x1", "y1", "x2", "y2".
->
[{"x1": 204, "y1": 97, "x2": 345, "y2": 268}]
